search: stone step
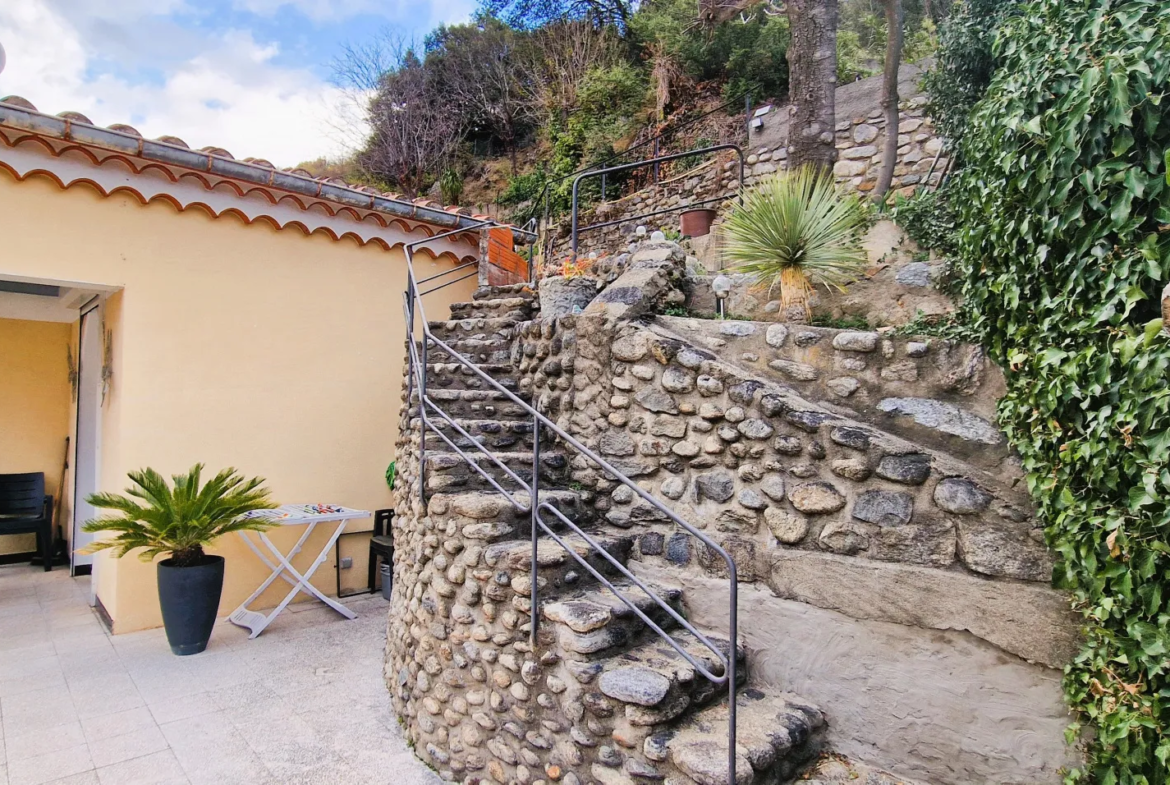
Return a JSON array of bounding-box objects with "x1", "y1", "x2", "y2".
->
[
  {"x1": 408, "y1": 388, "x2": 532, "y2": 420},
  {"x1": 423, "y1": 450, "x2": 569, "y2": 493},
  {"x1": 543, "y1": 580, "x2": 685, "y2": 658},
  {"x1": 485, "y1": 532, "x2": 632, "y2": 574},
  {"x1": 423, "y1": 363, "x2": 520, "y2": 392},
  {"x1": 410, "y1": 417, "x2": 536, "y2": 451},
  {"x1": 422, "y1": 336, "x2": 512, "y2": 364},
  {"x1": 482, "y1": 533, "x2": 635, "y2": 604},
  {"x1": 429, "y1": 489, "x2": 599, "y2": 550},
  {"x1": 427, "y1": 316, "x2": 520, "y2": 338},
  {"x1": 428, "y1": 488, "x2": 582, "y2": 521},
  {"x1": 595, "y1": 631, "x2": 746, "y2": 726},
  {"x1": 473, "y1": 283, "x2": 535, "y2": 300},
  {"x1": 653, "y1": 689, "x2": 825, "y2": 785},
  {"x1": 449, "y1": 297, "x2": 535, "y2": 320}
]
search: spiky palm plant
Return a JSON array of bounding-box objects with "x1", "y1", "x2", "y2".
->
[
  {"x1": 722, "y1": 168, "x2": 868, "y2": 321},
  {"x1": 80, "y1": 465, "x2": 276, "y2": 567}
]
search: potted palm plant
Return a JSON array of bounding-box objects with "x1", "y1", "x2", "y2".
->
[
  {"x1": 80, "y1": 464, "x2": 276, "y2": 655},
  {"x1": 721, "y1": 168, "x2": 868, "y2": 322}
]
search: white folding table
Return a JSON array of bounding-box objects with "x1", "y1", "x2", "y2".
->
[{"x1": 228, "y1": 504, "x2": 370, "y2": 638}]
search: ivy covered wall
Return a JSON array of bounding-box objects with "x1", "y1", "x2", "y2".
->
[{"x1": 951, "y1": 0, "x2": 1170, "y2": 780}]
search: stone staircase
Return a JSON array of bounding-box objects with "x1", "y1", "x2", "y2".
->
[{"x1": 393, "y1": 284, "x2": 826, "y2": 785}]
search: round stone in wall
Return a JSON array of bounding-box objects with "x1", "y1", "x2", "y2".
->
[
  {"x1": 765, "y1": 324, "x2": 789, "y2": 347},
  {"x1": 851, "y1": 489, "x2": 914, "y2": 526},
  {"x1": 661, "y1": 477, "x2": 686, "y2": 500},
  {"x1": 933, "y1": 478, "x2": 993, "y2": 514},
  {"x1": 832, "y1": 331, "x2": 879, "y2": 352},
  {"x1": 760, "y1": 474, "x2": 786, "y2": 501},
  {"x1": 661, "y1": 366, "x2": 696, "y2": 393},
  {"x1": 695, "y1": 472, "x2": 736, "y2": 503},
  {"x1": 788, "y1": 482, "x2": 847, "y2": 514},
  {"x1": 599, "y1": 667, "x2": 670, "y2": 706},
  {"x1": 737, "y1": 489, "x2": 767, "y2": 510},
  {"x1": 853, "y1": 123, "x2": 879, "y2": 144},
  {"x1": 765, "y1": 507, "x2": 809, "y2": 544}
]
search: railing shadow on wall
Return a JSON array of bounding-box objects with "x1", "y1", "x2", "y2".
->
[{"x1": 401, "y1": 221, "x2": 742, "y2": 784}]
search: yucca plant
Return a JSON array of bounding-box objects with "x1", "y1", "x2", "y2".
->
[
  {"x1": 722, "y1": 168, "x2": 868, "y2": 321},
  {"x1": 80, "y1": 464, "x2": 276, "y2": 567}
]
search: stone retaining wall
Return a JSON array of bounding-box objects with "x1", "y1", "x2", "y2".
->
[
  {"x1": 508, "y1": 244, "x2": 1080, "y2": 782},
  {"x1": 554, "y1": 69, "x2": 946, "y2": 264}
]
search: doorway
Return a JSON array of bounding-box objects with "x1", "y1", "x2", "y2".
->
[
  {"x1": 0, "y1": 275, "x2": 115, "y2": 580},
  {"x1": 72, "y1": 300, "x2": 102, "y2": 578}
]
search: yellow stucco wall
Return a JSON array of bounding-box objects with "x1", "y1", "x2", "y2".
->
[
  {"x1": 0, "y1": 169, "x2": 477, "y2": 632},
  {"x1": 0, "y1": 317, "x2": 73, "y2": 555}
]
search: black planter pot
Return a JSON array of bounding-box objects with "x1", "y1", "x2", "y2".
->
[{"x1": 157, "y1": 556, "x2": 224, "y2": 656}]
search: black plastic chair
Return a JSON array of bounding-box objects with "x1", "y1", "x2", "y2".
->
[
  {"x1": 368, "y1": 508, "x2": 394, "y2": 594},
  {"x1": 0, "y1": 473, "x2": 55, "y2": 571}
]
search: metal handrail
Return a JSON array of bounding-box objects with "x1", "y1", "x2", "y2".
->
[
  {"x1": 401, "y1": 223, "x2": 740, "y2": 784},
  {"x1": 569, "y1": 144, "x2": 746, "y2": 261},
  {"x1": 520, "y1": 93, "x2": 752, "y2": 229}
]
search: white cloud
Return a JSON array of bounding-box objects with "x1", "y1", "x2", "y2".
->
[{"x1": 0, "y1": 0, "x2": 363, "y2": 167}]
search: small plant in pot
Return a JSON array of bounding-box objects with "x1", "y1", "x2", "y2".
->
[{"x1": 79, "y1": 464, "x2": 276, "y2": 655}]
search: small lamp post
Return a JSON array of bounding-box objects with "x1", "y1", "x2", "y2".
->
[{"x1": 712, "y1": 274, "x2": 733, "y2": 319}]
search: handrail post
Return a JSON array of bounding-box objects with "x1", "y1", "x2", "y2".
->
[
  {"x1": 570, "y1": 178, "x2": 581, "y2": 263},
  {"x1": 653, "y1": 138, "x2": 660, "y2": 183},
  {"x1": 744, "y1": 93, "x2": 752, "y2": 145},
  {"x1": 530, "y1": 415, "x2": 540, "y2": 648},
  {"x1": 728, "y1": 564, "x2": 738, "y2": 785},
  {"x1": 417, "y1": 281, "x2": 427, "y2": 503}
]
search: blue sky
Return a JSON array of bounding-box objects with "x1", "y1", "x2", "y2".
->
[{"x1": 0, "y1": 0, "x2": 477, "y2": 166}]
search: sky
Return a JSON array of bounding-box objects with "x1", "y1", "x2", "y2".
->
[{"x1": 0, "y1": 0, "x2": 477, "y2": 167}]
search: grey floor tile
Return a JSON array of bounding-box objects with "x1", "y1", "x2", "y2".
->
[
  {"x1": 41, "y1": 773, "x2": 98, "y2": 785},
  {"x1": 1, "y1": 687, "x2": 80, "y2": 733},
  {"x1": 95, "y1": 750, "x2": 188, "y2": 785},
  {"x1": 81, "y1": 708, "x2": 157, "y2": 745},
  {"x1": 0, "y1": 565, "x2": 437, "y2": 785},
  {"x1": 6, "y1": 743, "x2": 93, "y2": 785},
  {"x1": 88, "y1": 725, "x2": 169, "y2": 770},
  {"x1": 5, "y1": 721, "x2": 86, "y2": 762},
  {"x1": 142, "y1": 694, "x2": 216, "y2": 728}
]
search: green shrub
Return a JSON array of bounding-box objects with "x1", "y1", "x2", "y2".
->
[
  {"x1": 952, "y1": 0, "x2": 1170, "y2": 779},
  {"x1": 921, "y1": 0, "x2": 1017, "y2": 148},
  {"x1": 631, "y1": 0, "x2": 791, "y2": 103},
  {"x1": 892, "y1": 186, "x2": 958, "y2": 256},
  {"x1": 836, "y1": 29, "x2": 875, "y2": 83}
]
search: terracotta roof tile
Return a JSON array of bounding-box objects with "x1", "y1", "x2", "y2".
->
[
  {"x1": 107, "y1": 123, "x2": 141, "y2": 137},
  {"x1": 1, "y1": 96, "x2": 36, "y2": 111},
  {"x1": 0, "y1": 95, "x2": 530, "y2": 238}
]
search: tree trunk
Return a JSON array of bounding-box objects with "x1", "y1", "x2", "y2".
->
[
  {"x1": 786, "y1": 0, "x2": 841, "y2": 172},
  {"x1": 871, "y1": 0, "x2": 905, "y2": 200}
]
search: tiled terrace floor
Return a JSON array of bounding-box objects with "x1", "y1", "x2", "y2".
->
[{"x1": 0, "y1": 565, "x2": 440, "y2": 785}]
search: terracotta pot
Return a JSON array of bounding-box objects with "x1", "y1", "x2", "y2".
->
[{"x1": 680, "y1": 208, "x2": 717, "y2": 237}]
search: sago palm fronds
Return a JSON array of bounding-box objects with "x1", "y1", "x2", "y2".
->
[
  {"x1": 80, "y1": 464, "x2": 276, "y2": 567},
  {"x1": 722, "y1": 168, "x2": 868, "y2": 320}
]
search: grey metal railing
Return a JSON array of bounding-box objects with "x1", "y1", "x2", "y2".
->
[
  {"x1": 570, "y1": 144, "x2": 745, "y2": 262},
  {"x1": 402, "y1": 224, "x2": 740, "y2": 784}
]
